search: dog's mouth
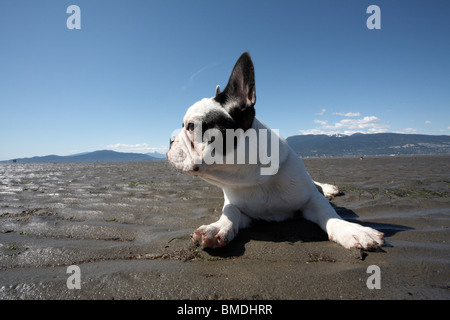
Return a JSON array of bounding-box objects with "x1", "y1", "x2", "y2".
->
[
  {"x1": 167, "y1": 149, "x2": 203, "y2": 175},
  {"x1": 187, "y1": 164, "x2": 203, "y2": 175}
]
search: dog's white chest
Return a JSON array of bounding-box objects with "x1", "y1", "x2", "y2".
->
[{"x1": 223, "y1": 181, "x2": 304, "y2": 222}]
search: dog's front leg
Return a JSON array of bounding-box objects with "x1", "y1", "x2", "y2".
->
[{"x1": 191, "y1": 204, "x2": 251, "y2": 248}]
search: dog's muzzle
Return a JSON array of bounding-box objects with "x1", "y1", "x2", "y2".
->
[{"x1": 167, "y1": 131, "x2": 202, "y2": 173}]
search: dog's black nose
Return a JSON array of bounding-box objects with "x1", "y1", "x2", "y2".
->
[{"x1": 169, "y1": 137, "x2": 175, "y2": 148}]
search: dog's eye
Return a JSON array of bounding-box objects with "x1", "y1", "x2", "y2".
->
[{"x1": 187, "y1": 123, "x2": 195, "y2": 132}]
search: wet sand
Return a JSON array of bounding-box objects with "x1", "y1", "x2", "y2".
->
[{"x1": 0, "y1": 155, "x2": 449, "y2": 300}]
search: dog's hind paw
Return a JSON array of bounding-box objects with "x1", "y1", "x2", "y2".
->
[
  {"x1": 328, "y1": 219, "x2": 384, "y2": 250},
  {"x1": 314, "y1": 181, "x2": 340, "y2": 198}
]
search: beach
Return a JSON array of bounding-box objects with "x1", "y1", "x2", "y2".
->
[{"x1": 0, "y1": 155, "x2": 449, "y2": 300}]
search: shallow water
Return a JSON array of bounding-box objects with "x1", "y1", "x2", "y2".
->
[
  {"x1": 0, "y1": 161, "x2": 222, "y2": 267},
  {"x1": 0, "y1": 156, "x2": 449, "y2": 299}
]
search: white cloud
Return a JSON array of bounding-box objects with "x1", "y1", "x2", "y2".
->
[
  {"x1": 314, "y1": 119, "x2": 328, "y2": 125},
  {"x1": 334, "y1": 112, "x2": 361, "y2": 117},
  {"x1": 299, "y1": 115, "x2": 390, "y2": 135},
  {"x1": 425, "y1": 120, "x2": 432, "y2": 124},
  {"x1": 106, "y1": 143, "x2": 167, "y2": 154},
  {"x1": 335, "y1": 116, "x2": 384, "y2": 130},
  {"x1": 315, "y1": 108, "x2": 326, "y2": 115},
  {"x1": 299, "y1": 128, "x2": 332, "y2": 135},
  {"x1": 398, "y1": 128, "x2": 418, "y2": 134}
]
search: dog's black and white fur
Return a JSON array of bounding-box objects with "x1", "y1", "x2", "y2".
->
[{"x1": 167, "y1": 52, "x2": 384, "y2": 250}]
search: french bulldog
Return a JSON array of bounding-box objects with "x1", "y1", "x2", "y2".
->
[{"x1": 167, "y1": 52, "x2": 384, "y2": 250}]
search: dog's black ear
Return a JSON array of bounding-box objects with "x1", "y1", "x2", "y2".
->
[{"x1": 215, "y1": 52, "x2": 256, "y2": 130}]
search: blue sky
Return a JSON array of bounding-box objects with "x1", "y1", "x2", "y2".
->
[{"x1": 1, "y1": 0, "x2": 449, "y2": 160}]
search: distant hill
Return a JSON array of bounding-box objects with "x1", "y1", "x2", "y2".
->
[
  {"x1": 286, "y1": 133, "x2": 450, "y2": 157},
  {"x1": 145, "y1": 151, "x2": 167, "y2": 159},
  {"x1": 2, "y1": 150, "x2": 163, "y2": 163},
  {"x1": 2, "y1": 133, "x2": 450, "y2": 163}
]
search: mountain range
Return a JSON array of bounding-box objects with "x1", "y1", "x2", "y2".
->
[
  {"x1": 2, "y1": 133, "x2": 449, "y2": 163},
  {"x1": 1, "y1": 150, "x2": 165, "y2": 163},
  {"x1": 286, "y1": 133, "x2": 450, "y2": 157}
]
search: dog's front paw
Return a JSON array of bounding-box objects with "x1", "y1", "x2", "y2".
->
[
  {"x1": 191, "y1": 224, "x2": 231, "y2": 249},
  {"x1": 328, "y1": 219, "x2": 384, "y2": 250}
]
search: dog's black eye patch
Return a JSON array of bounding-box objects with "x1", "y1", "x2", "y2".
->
[
  {"x1": 203, "y1": 110, "x2": 236, "y2": 131},
  {"x1": 187, "y1": 123, "x2": 195, "y2": 132},
  {"x1": 201, "y1": 110, "x2": 238, "y2": 156}
]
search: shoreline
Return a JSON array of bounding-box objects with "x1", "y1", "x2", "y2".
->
[{"x1": 1, "y1": 156, "x2": 449, "y2": 299}]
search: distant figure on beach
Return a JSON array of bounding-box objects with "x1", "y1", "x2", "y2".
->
[{"x1": 360, "y1": 156, "x2": 364, "y2": 161}]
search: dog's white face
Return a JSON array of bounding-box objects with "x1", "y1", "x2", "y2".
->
[
  {"x1": 166, "y1": 98, "x2": 233, "y2": 173},
  {"x1": 167, "y1": 52, "x2": 256, "y2": 176}
]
